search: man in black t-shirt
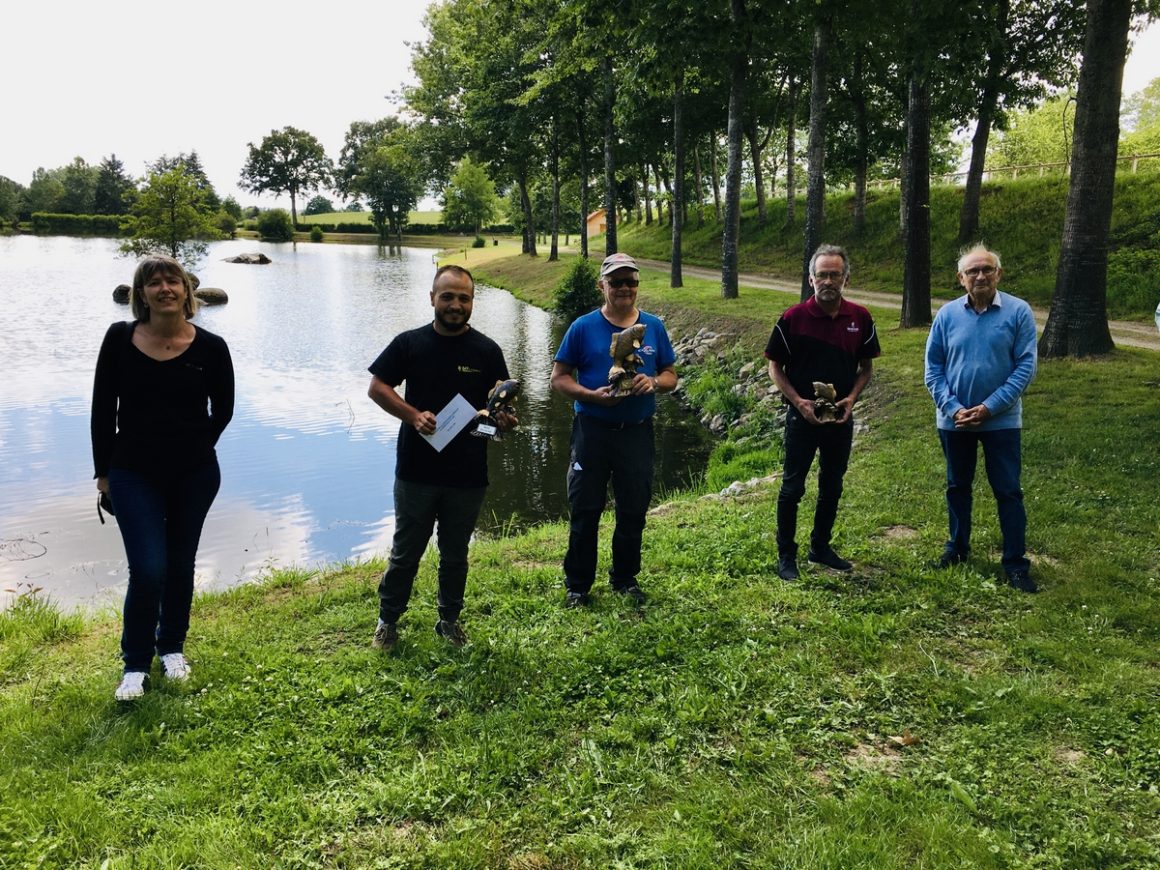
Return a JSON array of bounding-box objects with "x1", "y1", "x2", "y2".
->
[
  {"x1": 765, "y1": 244, "x2": 881, "y2": 581},
  {"x1": 367, "y1": 265, "x2": 515, "y2": 649}
]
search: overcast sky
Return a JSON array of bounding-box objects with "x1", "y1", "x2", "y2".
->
[{"x1": 3, "y1": 3, "x2": 1159, "y2": 210}]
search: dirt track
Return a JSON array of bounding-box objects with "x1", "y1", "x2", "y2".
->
[{"x1": 637, "y1": 258, "x2": 1160, "y2": 352}]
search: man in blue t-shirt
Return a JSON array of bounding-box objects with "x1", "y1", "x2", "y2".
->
[
  {"x1": 550, "y1": 252, "x2": 677, "y2": 607},
  {"x1": 367, "y1": 265, "x2": 516, "y2": 649},
  {"x1": 924, "y1": 244, "x2": 1038, "y2": 592}
]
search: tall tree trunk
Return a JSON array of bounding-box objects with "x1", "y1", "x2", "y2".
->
[
  {"x1": 576, "y1": 106, "x2": 590, "y2": 259},
  {"x1": 672, "y1": 76, "x2": 686, "y2": 288},
  {"x1": 519, "y1": 169, "x2": 537, "y2": 257},
  {"x1": 898, "y1": 135, "x2": 909, "y2": 233},
  {"x1": 643, "y1": 162, "x2": 653, "y2": 224},
  {"x1": 901, "y1": 72, "x2": 931, "y2": 327},
  {"x1": 603, "y1": 55, "x2": 618, "y2": 255},
  {"x1": 851, "y1": 50, "x2": 869, "y2": 235},
  {"x1": 660, "y1": 163, "x2": 673, "y2": 227},
  {"x1": 289, "y1": 191, "x2": 299, "y2": 231},
  {"x1": 958, "y1": 0, "x2": 1010, "y2": 244},
  {"x1": 1040, "y1": 0, "x2": 1128, "y2": 357},
  {"x1": 722, "y1": 0, "x2": 749, "y2": 299},
  {"x1": 711, "y1": 132, "x2": 723, "y2": 222},
  {"x1": 634, "y1": 166, "x2": 643, "y2": 223},
  {"x1": 746, "y1": 122, "x2": 767, "y2": 225},
  {"x1": 550, "y1": 116, "x2": 560, "y2": 261},
  {"x1": 785, "y1": 77, "x2": 797, "y2": 227},
  {"x1": 801, "y1": 17, "x2": 830, "y2": 300},
  {"x1": 694, "y1": 141, "x2": 705, "y2": 228}
]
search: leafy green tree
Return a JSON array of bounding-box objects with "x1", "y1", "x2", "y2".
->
[
  {"x1": 221, "y1": 196, "x2": 244, "y2": 220},
  {"x1": 344, "y1": 201, "x2": 365, "y2": 212},
  {"x1": 987, "y1": 92, "x2": 1077, "y2": 168},
  {"x1": 442, "y1": 157, "x2": 499, "y2": 236},
  {"x1": 304, "y1": 195, "x2": 334, "y2": 215},
  {"x1": 59, "y1": 157, "x2": 98, "y2": 215},
  {"x1": 25, "y1": 168, "x2": 65, "y2": 214},
  {"x1": 1120, "y1": 76, "x2": 1160, "y2": 156},
  {"x1": 256, "y1": 208, "x2": 295, "y2": 242},
  {"x1": 151, "y1": 151, "x2": 220, "y2": 212},
  {"x1": 0, "y1": 175, "x2": 25, "y2": 225},
  {"x1": 120, "y1": 165, "x2": 223, "y2": 268},
  {"x1": 240, "y1": 127, "x2": 333, "y2": 229},
  {"x1": 350, "y1": 144, "x2": 423, "y2": 242},
  {"x1": 94, "y1": 154, "x2": 136, "y2": 215}
]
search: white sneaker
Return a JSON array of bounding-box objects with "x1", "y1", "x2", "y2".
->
[
  {"x1": 115, "y1": 671, "x2": 147, "y2": 701},
  {"x1": 160, "y1": 653, "x2": 191, "y2": 681}
]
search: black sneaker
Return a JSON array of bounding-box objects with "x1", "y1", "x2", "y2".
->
[
  {"x1": 1007, "y1": 570, "x2": 1038, "y2": 593},
  {"x1": 614, "y1": 584, "x2": 647, "y2": 603},
  {"x1": 777, "y1": 554, "x2": 799, "y2": 582},
  {"x1": 371, "y1": 620, "x2": 398, "y2": 650},
  {"x1": 930, "y1": 550, "x2": 967, "y2": 569},
  {"x1": 435, "y1": 619, "x2": 468, "y2": 647},
  {"x1": 808, "y1": 546, "x2": 853, "y2": 571},
  {"x1": 564, "y1": 591, "x2": 591, "y2": 609}
]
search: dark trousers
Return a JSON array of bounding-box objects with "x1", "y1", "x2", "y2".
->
[
  {"x1": 777, "y1": 414, "x2": 853, "y2": 556},
  {"x1": 938, "y1": 427, "x2": 1029, "y2": 573},
  {"x1": 107, "y1": 460, "x2": 221, "y2": 673},
  {"x1": 564, "y1": 415, "x2": 654, "y2": 593},
  {"x1": 378, "y1": 479, "x2": 487, "y2": 624}
]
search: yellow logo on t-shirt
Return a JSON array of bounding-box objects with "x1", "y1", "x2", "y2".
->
[{"x1": 458, "y1": 365, "x2": 481, "y2": 374}]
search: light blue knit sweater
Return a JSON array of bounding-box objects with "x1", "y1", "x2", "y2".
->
[{"x1": 924, "y1": 292, "x2": 1038, "y2": 431}]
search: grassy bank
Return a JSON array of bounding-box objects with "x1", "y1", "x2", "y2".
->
[
  {"x1": 614, "y1": 172, "x2": 1160, "y2": 320},
  {"x1": 2, "y1": 255, "x2": 1158, "y2": 867}
]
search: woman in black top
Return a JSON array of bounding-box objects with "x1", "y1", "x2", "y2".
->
[{"x1": 91, "y1": 255, "x2": 234, "y2": 701}]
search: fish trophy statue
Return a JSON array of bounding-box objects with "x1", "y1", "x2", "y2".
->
[
  {"x1": 472, "y1": 378, "x2": 520, "y2": 440},
  {"x1": 607, "y1": 324, "x2": 647, "y2": 397},
  {"x1": 811, "y1": 381, "x2": 841, "y2": 422}
]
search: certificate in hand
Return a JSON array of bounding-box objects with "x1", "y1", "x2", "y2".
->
[{"x1": 420, "y1": 393, "x2": 476, "y2": 453}]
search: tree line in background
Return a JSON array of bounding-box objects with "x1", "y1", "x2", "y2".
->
[{"x1": 2, "y1": 0, "x2": 1158, "y2": 355}]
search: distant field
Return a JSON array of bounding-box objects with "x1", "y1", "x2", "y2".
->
[{"x1": 299, "y1": 211, "x2": 444, "y2": 225}]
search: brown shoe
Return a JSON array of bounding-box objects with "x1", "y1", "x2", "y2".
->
[
  {"x1": 371, "y1": 620, "x2": 398, "y2": 650},
  {"x1": 435, "y1": 619, "x2": 468, "y2": 648}
]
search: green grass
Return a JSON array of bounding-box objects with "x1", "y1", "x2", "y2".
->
[
  {"x1": 2, "y1": 257, "x2": 1158, "y2": 867},
  {"x1": 615, "y1": 172, "x2": 1160, "y2": 320},
  {"x1": 300, "y1": 210, "x2": 444, "y2": 226}
]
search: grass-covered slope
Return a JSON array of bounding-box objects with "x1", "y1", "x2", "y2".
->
[{"x1": 1, "y1": 259, "x2": 1157, "y2": 867}]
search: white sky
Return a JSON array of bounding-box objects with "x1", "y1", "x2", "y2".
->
[{"x1": 2, "y1": 4, "x2": 1158, "y2": 209}]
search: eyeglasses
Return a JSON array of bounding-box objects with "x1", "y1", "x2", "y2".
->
[
  {"x1": 607, "y1": 277, "x2": 639, "y2": 289},
  {"x1": 813, "y1": 271, "x2": 845, "y2": 282},
  {"x1": 962, "y1": 265, "x2": 997, "y2": 277}
]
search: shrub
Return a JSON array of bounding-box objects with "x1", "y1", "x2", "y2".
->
[
  {"x1": 553, "y1": 257, "x2": 601, "y2": 324},
  {"x1": 472, "y1": 236, "x2": 486, "y2": 248},
  {"x1": 257, "y1": 209, "x2": 294, "y2": 242},
  {"x1": 216, "y1": 212, "x2": 237, "y2": 238},
  {"x1": 310, "y1": 225, "x2": 324, "y2": 243}
]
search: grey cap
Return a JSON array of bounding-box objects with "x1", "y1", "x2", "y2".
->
[{"x1": 600, "y1": 252, "x2": 638, "y2": 278}]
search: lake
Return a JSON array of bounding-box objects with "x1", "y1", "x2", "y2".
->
[{"x1": 0, "y1": 235, "x2": 712, "y2": 611}]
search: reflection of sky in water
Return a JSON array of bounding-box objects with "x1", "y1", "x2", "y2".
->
[{"x1": 0, "y1": 236, "x2": 710, "y2": 611}]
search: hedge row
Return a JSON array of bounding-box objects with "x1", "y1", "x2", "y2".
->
[
  {"x1": 292, "y1": 221, "x2": 515, "y2": 235},
  {"x1": 30, "y1": 213, "x2": 123, "y2": 235}
]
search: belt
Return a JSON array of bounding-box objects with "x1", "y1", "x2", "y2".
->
[{"x1": 579, "y1": 414, "x2": 651, "y2": 430}]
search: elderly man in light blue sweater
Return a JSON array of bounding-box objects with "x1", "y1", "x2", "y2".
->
[{"x1": 924, "y1": 244, "x2": 1038, "y2": 592}]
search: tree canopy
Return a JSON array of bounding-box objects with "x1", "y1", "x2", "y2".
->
[
  {"x1": 239, "y1": 127, "x2": 333, "y2": 228},
  {"x1": 119, "y1": 165, "x2": 223, "y2": 269}
]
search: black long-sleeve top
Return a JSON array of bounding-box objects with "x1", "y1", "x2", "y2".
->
[{"x1": 91, "y1": 320, "x2": 235, "y2": 479}]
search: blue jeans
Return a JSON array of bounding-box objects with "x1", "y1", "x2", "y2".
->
[
  {"x1": 563, "y1": 415, "x2": 655, "y2": 593},
  {"x1": 107, "y1": 459, "x2": 221, "y2": 673},
  {"x1": 377, "y1": 479, "x2": 487, "y2": 624},
  {"x1": 777, "y1": 413, "x2": 853, "y2": 556},
  {"x1": 938, "y1": 427, "x2": 1029, "y2": 573}
]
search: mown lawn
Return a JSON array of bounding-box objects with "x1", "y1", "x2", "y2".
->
[{"x1": 1, "y1": 257, "x2": 1157, "y2": 868}]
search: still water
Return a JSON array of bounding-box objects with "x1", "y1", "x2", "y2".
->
[{"x1": 0, "y1": 236, "x2": 712, "y2": 610}]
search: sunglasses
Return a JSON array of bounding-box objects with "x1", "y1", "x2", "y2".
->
[{"x1": 606, "y1": 277, "x2": 640, "y2": 289}]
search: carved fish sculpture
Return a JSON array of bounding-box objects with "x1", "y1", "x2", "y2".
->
[
  {"x1": 477, "y1": 378, "x2": 520, "y2": 419},
  {"x1": 811, "y1": 381, "x2": 840, "y2": 421},
  {"x1": 608, "y1": 323, "x2": 646, "y2": 392}
]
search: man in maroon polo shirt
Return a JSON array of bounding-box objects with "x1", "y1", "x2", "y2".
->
[{"x1": 765, "y1": 244, "x2": 881, "y2": 581}]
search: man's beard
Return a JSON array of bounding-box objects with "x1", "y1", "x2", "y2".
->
[{"x1": 435, "y1": 311, "x2": 469, "y2": 333}]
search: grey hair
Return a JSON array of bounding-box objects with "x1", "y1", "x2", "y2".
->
[
  {"x1": 957, "y1": 243, "x2": 1002, "y2": 273},
  {"x1": 809, "y1": 244, "x2": 851, "y2": 278}
]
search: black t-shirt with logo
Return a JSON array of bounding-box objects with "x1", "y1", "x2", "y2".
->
[
  {"x1": 369, "y1": 324, "x2": 509, "y2": 488},
  {"x1": 764, "y1": 296, "x2": 881, "y2": 411}
]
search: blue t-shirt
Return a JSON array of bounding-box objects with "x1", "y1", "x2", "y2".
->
[{"x1": 554, "y1": 309, "x2": 676, "y2": 423}]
